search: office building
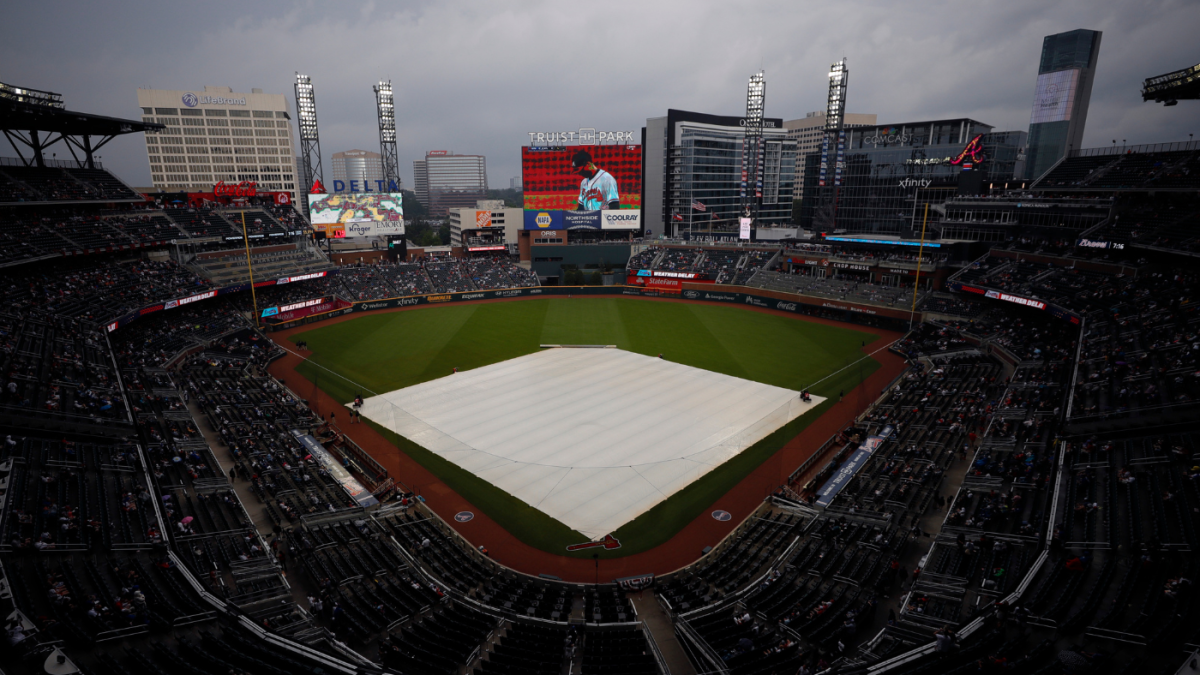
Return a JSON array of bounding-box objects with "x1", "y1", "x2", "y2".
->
[
  {"x1": 797, "y1": 118, "x2": 1027, "y2": 236},
  {"x1": 449, "y1": 200, "x2": 521, "y2": 250},
  {"x1": 643, "y1": 109, "x2": 797, "y2": 237},
  {"x1": 785, "y1": 111, "x2": 876, "y2": 192},
  {"x1": 1025, "y1": 29, "x2": 1102, "y2": 180},
  {"x1": 136, "y1": 85, "x2": 298, "y2": 202},
  {"x1": 412, "y1": 151, "x2": 488, "y2": 218},
  {"x1": 331, "y1": 149, "x2": 384, "y2": 191}
]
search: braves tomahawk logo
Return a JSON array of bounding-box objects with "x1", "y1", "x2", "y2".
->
[{"x1": 566, "y1": 534, "x2": 621, "y2": 551}]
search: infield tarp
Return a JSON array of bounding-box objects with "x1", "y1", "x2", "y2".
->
[{"x1": 358, "y1": 348, "x2": 824, "y2": 541}]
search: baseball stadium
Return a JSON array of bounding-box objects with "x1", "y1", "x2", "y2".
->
[{"x1": 2, "y1": 13, "x2": 1200, "y2": 675}]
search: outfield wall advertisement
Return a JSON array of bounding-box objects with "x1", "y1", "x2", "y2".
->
[{"x1": 282, "y1": 284, "x2": 910, "y2": 333}]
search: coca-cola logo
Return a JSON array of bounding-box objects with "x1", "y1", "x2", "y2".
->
[{"x1": 213, "y1": 181, "x2": 258, "y2": 198}]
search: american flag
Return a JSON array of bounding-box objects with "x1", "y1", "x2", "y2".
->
[
  {"x1": 691, "y1": 201, "x2": 706, "y2": 212},
  {"x1": 672, "y1": 213, "x2": 683, "y2": 222}
]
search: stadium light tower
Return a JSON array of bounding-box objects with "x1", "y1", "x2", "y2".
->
[
  {"x1": 374, "y1": 80, "x2": 400, "y2": 190},
  {"x1": 815, "y1": 59, "x2": 848, "y2": 230},
  {"x1": 294, "y1": 73, "x2": 324, "y2": 214},
  {"x1": 741, "y1": 71, "x2": 765, "y2": 221}
]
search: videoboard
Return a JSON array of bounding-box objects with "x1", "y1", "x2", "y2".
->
[
  {"x1": 522, "y1": 144, "x2": 641, "y2": 230},
  {"x1": 308, "y1": 193, "x2": 405, "y2": 237}
]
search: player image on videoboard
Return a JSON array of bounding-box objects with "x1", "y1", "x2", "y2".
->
[
  {"x1": 570, "y1": 150, "x2": 619, "y2": 211},
  {"x1": 522, "y1": 145, "x2": 641, "y2": 212}
]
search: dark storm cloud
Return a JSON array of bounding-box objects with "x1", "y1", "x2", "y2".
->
[{"x1": 2, "y1": 0, "x2": 1196, "y2": 190}]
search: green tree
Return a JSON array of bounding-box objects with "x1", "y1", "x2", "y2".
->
[{"x1": 589, "y1": 271, "x2": 602, "y2": 286}]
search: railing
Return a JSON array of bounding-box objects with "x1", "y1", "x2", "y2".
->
[
  {"x1": 1071, "y1": 140, "x2": 1199, "y2": 157},
  {"x1": 0, "y1": 156, "x2": 104, "y2": 169}
]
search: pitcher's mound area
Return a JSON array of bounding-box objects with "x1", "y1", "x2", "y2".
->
[{"x1": 359, "y1": 348, "x2": 824, "y2": 540}]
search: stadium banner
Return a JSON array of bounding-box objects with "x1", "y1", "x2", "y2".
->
[
  {"x1": 522, "y1": 144, "x2": 641, "y2": 211},
  {"x1": 950, "y1": 281, "x2": 1079, "y2": 324},
  {"x1": 815, "y1": 425, "x2": 894, "y2": 508},
  {"x1": 105, "y1": 269, "x2": 340, "y2": 333},
  {"x1": 563, "y1": 211, "x2": 601, "y2": 230},
  {"x1": 523, "y1": 210, "x2": 564, "y2": 230},
  {"x1": 307, "y1": 193, "x2": 405, "y2": 237},
  {"x1": 290, "y1": 430, "x2": 379, "y2": 507}
]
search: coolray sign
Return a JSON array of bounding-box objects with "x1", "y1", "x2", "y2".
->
[
  {"x1": 563, "y1": 211, "x2": 601, "y2": 229},
  {"x1": 600, "y1": 211, "x2": 640, "y2": 230},
  {"x1": 527, "y1": 129, "x2": 635, "y2": 145},
  {"x1": 985, "y1": 289, "x2": 1046, "y2": 310},
  {"x1": 897, "y1": 178, "x2": 932, "y2": 189},
  {"x1": 183, "y1": 93, "x2": 246, "y2": 106}
]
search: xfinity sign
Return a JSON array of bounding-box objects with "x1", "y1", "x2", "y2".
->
[
  {"x1": 528, "y1": 129, "x2": 635, "y2": 145},
  {"x1": 898, "y1": 179, "x2": 932, "y2": 189}
]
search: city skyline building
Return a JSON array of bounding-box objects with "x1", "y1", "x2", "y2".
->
[
  {"x1": 1025, "y1": 28, "x2": 1102, "y2": 180},
  {"x1": 136, "y1": 85, "x2": 298, "y2": 203},
  {"x1": 331, "y1": 149, "x2": 384, "y2": 190},
  {"x1": 643, "y1": 109, "x2": 797, "y2": 237},
  {"x1": 412, "y1": 151, "x2": 488, "y2": 218},
  {"x1": 785, "y1": 111, "x2": 877, "y2": 198}
]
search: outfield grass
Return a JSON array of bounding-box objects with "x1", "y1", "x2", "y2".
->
[{"x1": 291, "y1": 297, "x2": 879, "y2": 557}]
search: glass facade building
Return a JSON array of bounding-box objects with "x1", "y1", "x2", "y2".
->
[
  {"x1": 644, "y1": 110, "x2": 796, "y2": 237},
  {"x1": 1025, "y1": 29, "x2": 1102, "y2": 180},
  {"x1": 412, "y1": 152, "x2": 488, "y2": 218},
  {"x1": 798, "y1": 119, "x2": 1027, "y2": 236},
  {"x1": 331, "y1": 149, "x2": 384, "y2": 189}
]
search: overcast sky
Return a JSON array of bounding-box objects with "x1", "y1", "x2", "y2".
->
[{"x1": 3, "y1": 0, "x2": 1197, "y2": 192}]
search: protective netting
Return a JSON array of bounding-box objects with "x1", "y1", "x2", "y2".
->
[{"x1": 358, "y1": 348, "x2": 824, "y2": 540}]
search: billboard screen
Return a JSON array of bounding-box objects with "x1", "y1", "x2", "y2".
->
[
  {"x1": 308, "y1": 193, "x2": 405, "y2": 237},
  {"x1": 522, "y1": 145, "x2": 641, "y2": 212},
  {"x1": 1030, "y1": 69, "x2": 1080, "y2": 124}
]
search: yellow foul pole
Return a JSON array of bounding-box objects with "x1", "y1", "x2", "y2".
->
[
  {"x1": 909, "y1": 204, "x2": 929, "y2": 330},
  {"x1": 241, "y1": 211, "x2": 260, "y2": 327}
]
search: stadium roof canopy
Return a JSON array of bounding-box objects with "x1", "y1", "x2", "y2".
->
[
  {"x1": 1142, "y1": 62, "x2": 1200, "y2": 105},
  {"x1": 0, "y1": 81, "x2": 164, "y2": 169}
]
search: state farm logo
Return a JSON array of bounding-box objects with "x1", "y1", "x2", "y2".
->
[
  {"x1": 536, "y1": 212, "x2": 553, "y2": 228},
  {"x1": 776, "y1": 302, "x2": 797, "y2": 311},
  {"x1": 683, "y1": 290, "x2": 700, "y2": 299}
]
